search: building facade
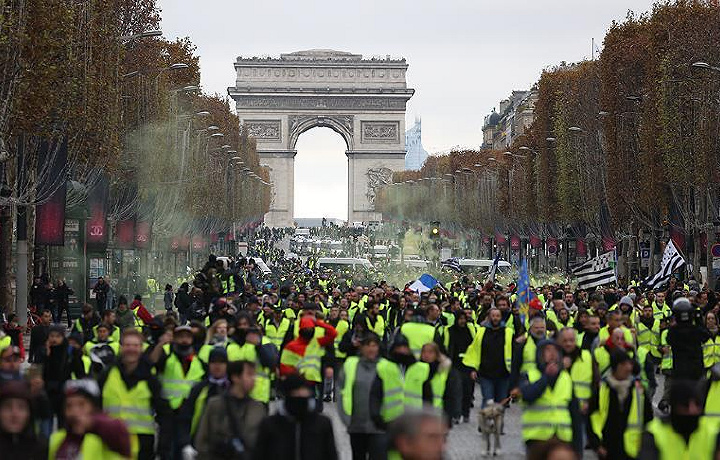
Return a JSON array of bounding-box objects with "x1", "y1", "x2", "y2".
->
[{"x1": 482, "y1": 88, "x2": 538, "y2": 150}]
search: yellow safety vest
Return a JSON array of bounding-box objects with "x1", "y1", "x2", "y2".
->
[
  {"x1": 102, "y1": 366, "x2": 155, "y2": 435},
  {"x1": 191, "y1": 385, "x2": 210, "y2": 438},
  {"x1": 645, "y1": 417, "x2": 718, "y2": 459},
  {"x1": 342, "y1": 356, "x2": 403, "y2": 422},
  {"x1": 703, "y1": 335, "x2": 720, "y2": 369},
  {"x1": 461, "y1": 326, "x2": 512, "y2": 373},
  {"x1": 403, "y1": 361, "x2": 448, "y2": 409},
  {"x1": 49, "y1": 430, "x2": 126, "y2": 460},
  {"x1": 590, "y1": 380, "x2": 644, "y2": 458},
  {"x1": 334, "y1": 320, "x2": 350, "y2": 359},
  {"x1": 569, "y1": 350, "x2": 593, "y2": 403},
  {"x1": 703, "y1": 379, "x2": 720, "y2": 418},
  {"x1": 636, "y1": 319, "x2": 661, "y2": 358},
  {"x1": 365, "y1": 314, "x2": 385, "y2": 337},
  {"x1": 660, "y1": 329, "x2": 673, "y2": 372},
  {"x1": 264, "y1": 317, "x2": 291, "y2": 349},
  {"x1": 280, "y1": 338, "x2": 323, "y2": 383},
  {"x1": 159, "y1": 345, "x2": 205, "y2": 409},
  {"x1": 227, "y1": 338, "x2": 272, "y2": 403},
  {"x1": 521, "y1": 337, "x2": 539, "y2": 374},
  {"x1": 521, "y1": 368, "x2": 573, "y2": 442},
  {"x1": 399, "y1": 322, "x2": 436, "y2": 359}
]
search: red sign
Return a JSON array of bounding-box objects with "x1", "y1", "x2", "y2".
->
[
  {"x1": 35, "y1": 187, "x2": 66, "y2": 246},
  {"x1": 482, "y1": 235, "x2": 490, "y2": 244},
  {"x1": 576, "y1": 238, "x2": 587, "y2": 257},
  {"x1": 529, "y1": 234, "x2": 541, "y2": 248},
  {"x1": 495, "y1": 231, "x2": 507, "y2": 244},
  {"x1": 510, "y1": 235, "x2": 521, "y2": 251},
  {"x1": 210, "y1": 232, "x2": 219, "y2": 244},
  {"x1": 547, "y1": 238, "x2": 558, "y2": 255},
  {"x1": 192, "y1": 235, "x2": 204, "y2": 250},
  {"x1": 115, "y1": 219, "x2": 135, "y2": 249},
  {"x1": 135, "y1": 222, "x2": 151, "y2": 249},
  {"x1": 602, "y1": 236, "x2": 616, "y2": 251},
  {"x1": 86, "y1": 179, "x2": 109, "y2": 249}
]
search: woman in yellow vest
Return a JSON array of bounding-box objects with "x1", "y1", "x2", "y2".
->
[
  {"x1": 519, "y1": 340, "x2": 574, "y2": 450},
  {"x1": 404, "y1": 342, "x2": 460, "y2": 422},
  {"x1": 49, "y1": 379, "x2": 132, "y2": 459},
  {"x1": 588, "y1": 350, "x2": 652, "y2": 459},
  {"x1": 197, "y1": 319, "x2": 231, "y2": 363}
]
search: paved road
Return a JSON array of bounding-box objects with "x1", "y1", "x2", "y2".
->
[{"x1": 322, "y1": 384, "x2": 601, "y2": 460}]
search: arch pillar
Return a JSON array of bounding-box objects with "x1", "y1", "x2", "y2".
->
[{"x1": 258, "y1": 150, "x2": 296, "y2": 228}]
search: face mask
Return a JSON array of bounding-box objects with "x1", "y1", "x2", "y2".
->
[
  {"x1": 285, "y1": 396, "x2": 314, "y2": 419},
  {"x1": 174, "y1": 343, "x2": 193, "y2": 357},
  {"x1": 299, "y1": 329, "x2": 314, "y2": 340},
  {"x1": 671, "y1": 413, "x2": 700, "y2": 437},
  {"x1": 391, "y1": 352, "x2": 415, "y2": 366}
]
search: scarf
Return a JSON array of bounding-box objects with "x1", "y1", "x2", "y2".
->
[{"x1": 606, "y1": 374, "x2": 633, "y2": 405}]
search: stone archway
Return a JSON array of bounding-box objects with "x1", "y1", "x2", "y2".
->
[{"x1": 228, "y1": 49, "x2": 414, "y2": 227}]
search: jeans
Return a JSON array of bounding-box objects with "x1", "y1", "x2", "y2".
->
[
  {"x1": 477, "y1": 375, "x2": 510, "y2": 407},
  {"x1": 349, "y1": 433, "x2": 387, "y2": 460}
]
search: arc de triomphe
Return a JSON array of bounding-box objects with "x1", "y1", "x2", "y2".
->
[{"x1": 228, "y1": 49, "x2": 414, "y2": 227}]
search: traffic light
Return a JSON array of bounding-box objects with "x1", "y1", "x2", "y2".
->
[{"x1": 430, "y1": 221, "x2": 440, "y2": 238}]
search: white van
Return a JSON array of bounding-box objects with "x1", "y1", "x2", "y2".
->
[
  {"x1": 317, "y1": 257, "x2": 374, "y2": 271},
  {"x1": 390, "y1": 259, "x2": 430, "y2": 269},
  {"x1": 295, "y1": 228, "x2": 311, "y2": 237},
  {"x1": 457, "y1": 258, "x2": 512, "y2": 273}
]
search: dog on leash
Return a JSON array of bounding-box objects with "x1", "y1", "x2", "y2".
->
[{"x1": 477, "y1": 399, "x2": 506, "y2": 456}]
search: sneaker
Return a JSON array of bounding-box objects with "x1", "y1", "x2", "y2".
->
[
  {"x1": 323, "y1": 395, "x2": 332, "y2": 402},
  {"x1": 452, "y1": 417, "x2": 460, "y2": 425},
  {"x1": 462, "y1": 416, "x2": 470, "y2": 423}
]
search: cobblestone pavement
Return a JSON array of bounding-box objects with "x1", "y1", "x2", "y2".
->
[{"x1": 322, "y1": 384, "x2": 603, "y2": 460}]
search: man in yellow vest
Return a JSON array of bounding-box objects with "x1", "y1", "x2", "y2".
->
[
  {"x1": 49, "y1": 379, "x2": 132, "y2": 459},
  {"x1": 227, "y1": 325, "x2": 278, "y2": 407},
  {"x1": 99, "y1": 329, "x2": 171, "y2": 460},
  {"x1": 639, "y1": 379, "x2": 720, "y2": 458},
  {"x1": 462, "y1": 308, "x2": 513, "y2": 409},
  {"x1": 178, "y1": 347, "x2": 229, "y2": 459},
  {"x1": 338, "y1": 333, "x2": 404, "y2": 458},
  {"x1": 399, "y1": 309, "x2": 443, "y2": 360},
  {"x1": 557, "y1": 327, "x2": 596, "y2": 456},
  {"x1": 588, "y1": 350, "x2": 652, "y2": 459},
  {"x1": 518, "y1": 340, "x2": 575, "y2": 451},
  {"x1": 149, "y1": 325, "x2": 206, "y2": 457}
]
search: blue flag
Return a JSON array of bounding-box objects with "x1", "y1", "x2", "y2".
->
[{"x1": 517, "y1": 259, "x2": 532, "y2": 317}]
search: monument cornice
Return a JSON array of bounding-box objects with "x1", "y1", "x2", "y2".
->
[{"x1": 228, "y1": 87, "x2": 414, "y2": 99}]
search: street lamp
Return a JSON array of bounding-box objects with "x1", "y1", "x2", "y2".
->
[
  {"x1": 169, "y1": 63, "x2": 190, "y2": 70},
  {"x1": 546, "y1": 137, "x2": 556, "y2": 142},
  {"x1": 207, "y1": 126, "x2": 219, "y2": 131},
  {"x1": 181, "y1": 85, "x2": 199, "y2": 92},
  {"x1": 518, "y1": 146, "x2": 537, "y2": 155},
  {"x1": 196, "y1": 111, "x2": 210, "y2": 116},
  {"x1": 210, "y1": 132, "x2": 224, "y2": 138},
  {"x1": 568, "y1": 126, "x2": 583, "y2": 132},
  {"x1": 120, "y1": 29, "x2": 162, "y2": 43}
]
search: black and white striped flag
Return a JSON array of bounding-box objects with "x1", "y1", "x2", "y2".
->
[
  {"x1": 572, "y1": 251, "x2": 617, "y2": 290},
  {"x1": 641, "y1": 240, "x2": 685, "y2": 290},
  {"x1": 441, "y1": 257, "x2": 462, "y2": 273}
]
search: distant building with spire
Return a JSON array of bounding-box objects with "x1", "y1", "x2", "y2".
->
[{"x1": 405, "y1": 118, "x2": 428, "y2": 170}]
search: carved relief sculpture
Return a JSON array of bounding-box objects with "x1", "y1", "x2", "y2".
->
[
  {"x1": 365, "y1": 167, "x2": 394, "y2": 206},
  {"x1": 245, "y1": 120, "x2": 281, "y2": 141}
]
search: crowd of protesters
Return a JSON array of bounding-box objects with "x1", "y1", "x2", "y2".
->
[{"x1": 1, "y1": 228, "x2": 720, "y2": 459}]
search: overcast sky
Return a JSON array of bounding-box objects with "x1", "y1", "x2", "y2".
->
[{"x1": 158, "y1": 0, "x2": 654, "y2": 220}]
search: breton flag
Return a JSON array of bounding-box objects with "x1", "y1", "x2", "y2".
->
[
  {"x1": 641, "y1": 240, "x2": 686, "y2": 290},
  {"x1": 441, "y1": 257, "x2": 462, "y2": 273},
  {"x1": 409, "y1": 274, "x2": 439, "y2": 293},
  {"x1": 486, "y1": 252, "x2": 501, "y2": 283},
  {"x1": 572, "y1": 252, "x2": 617, "y2": 290}
]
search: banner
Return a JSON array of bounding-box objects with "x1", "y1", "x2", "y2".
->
[
  {"x1": 115, "y1": 218, "x2": 135, "y2": 249},
  {"x1": 35, "y1": 139, "x2": 68, "y2": 246},
  {"x1": 86, "y1": 176, "x2": 109, "y2": 249},
  {"x1": 529, "y1": 234, "x2": 541, "y2": 249},
  {"x1": 510, "y1": 235, "x2": 521, "y2": 251},
  {"x1": 576, "y1": 238, "x2": 587, "y2": 257},
  {"x1": 547, "y1": 237, "x2": 558, "y2": 255},
  {"x1": 495, "y1": 231, "x2": 507, "y2": 244},
  {"x1": 135, "y1": 221, "x2": 151, "y2": 249}
]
